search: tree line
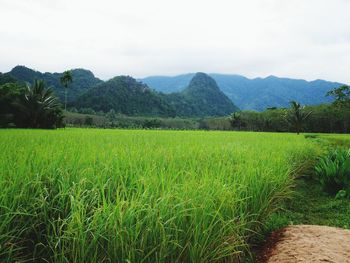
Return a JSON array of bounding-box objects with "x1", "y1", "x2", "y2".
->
[
  {"x1": 210, "y1": 85, "x2": 349, "y2": 133},
  {"x1": 1, "y1": 70, "x2": 349, "y2": 134}
]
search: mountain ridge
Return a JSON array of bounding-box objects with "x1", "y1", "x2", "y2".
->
[
  {"x1": 3, "y1": 66, "x2": 344, "y2": 111},
  {"x1": 161, "y1": 73, "x2": 239, "y2": 117},
  {"x1": 140, "y1": 73, "x2": 343, "y2": 111},
  {"x1": 7, "y1": 65, "x2": 103, "y2": 102},
  {"x1": 73, "y1": 73, "x2": 238, "y2": 117}
]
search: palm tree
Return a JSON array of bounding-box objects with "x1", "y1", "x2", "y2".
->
[
  {"x1": 16, "y1": 79, "x2": 63, "y2": 128},
  {"x1": 60, "y1": 70, "x2": 73, "y2": 111},
  {"x1": 286, "y1": 101, "x2": 311, "y2": 135},
  {"x1": 229, "y1": 112, "x2": 243, "y2": 130}
]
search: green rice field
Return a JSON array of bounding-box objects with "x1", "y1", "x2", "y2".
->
[{"x1": 0, "y1": 129, "x2": 321, "y2": 262}]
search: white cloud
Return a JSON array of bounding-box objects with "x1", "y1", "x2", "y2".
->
[{"x1": 0, "y1": 0, "x2": 349, "y2": 83}]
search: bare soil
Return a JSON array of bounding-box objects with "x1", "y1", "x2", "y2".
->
[{"x1": 258, "y1": 225, "x2": 350, "y2": 263}]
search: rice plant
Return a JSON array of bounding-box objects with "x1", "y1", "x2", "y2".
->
[
  {"x1": 315, "y1": 147, "x2": 350, "y2": 194},
  {"x1": 0, "y1": 129, "x2": 319, "y2": 262}
]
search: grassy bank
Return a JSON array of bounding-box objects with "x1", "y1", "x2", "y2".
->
[
  {"x1": 251, "y1": 134, "x2": 350, "y2": 261},
  {"x1": 0, "y1": 129, "x2": 318, "y2": 262},
  {"x1": 265, "y1": 178, "x2": 350, "y2": 232}
]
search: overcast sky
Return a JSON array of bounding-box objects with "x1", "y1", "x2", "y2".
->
[{"x1": 0, "y1": 0, "x2": 349, "y2": 83}]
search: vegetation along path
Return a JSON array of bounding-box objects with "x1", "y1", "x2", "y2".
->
[{"x1": 256, "y1": 135, "x2": 350, "y2": 263}]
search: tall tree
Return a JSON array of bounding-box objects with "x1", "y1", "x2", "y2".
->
[
  {"x1": 0, "y1": 82, "x2": 24, "y2": 127},
  {"x1": 60, "y1": 70, "x2": 73, "y2": 111},
  {"x1": 327, "y1": 85, "x2": 350, "y2": 132},
  {"x1": 229, "y1": 112, "x2": 243, "y2": 130},
  {"x1": 286, "y1": 101, "x2": 311, "y2": 135},
  {"x1": 326, "y1": 85, "x2": 350, "y2": 107}
]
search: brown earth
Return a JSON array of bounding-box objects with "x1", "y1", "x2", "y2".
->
[{"x1": 258, "y1": 225, "x2": 350, "y2": 263}]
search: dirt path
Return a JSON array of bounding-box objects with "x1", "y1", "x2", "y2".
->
[{"x1": 259, "y1": 225, "x2": 350, "y2": 263}]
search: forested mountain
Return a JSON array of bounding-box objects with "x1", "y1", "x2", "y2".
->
[
  {"x1": 140, "y1": 74, "x2": 343, "y2": 111},
  {"x1": 3, "y1": 66, "x2": 343, "y2": 114},
  {"x1": 73, "y1": 73, "x2": 238, "y2": 117},
  {"x1": 8, "y1": 66, "x2": 103, "y2": 102},
  {"x1": 162, "y1": 73, "x2": 239, "y2": 117},
  {"x1": 0, "y1": 72, "x2": 17, "y2": 85},
  {"x1": 73, "y1": 76, "x2": 176, "y2": 116}
]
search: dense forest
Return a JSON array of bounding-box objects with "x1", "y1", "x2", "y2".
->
[{"x1": 73, "y1": 76, "x2": 176, "y2": 117}]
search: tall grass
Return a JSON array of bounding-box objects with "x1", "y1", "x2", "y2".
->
[{"x1": 0, "y1": 129, "x2": 317, "y2": 262}]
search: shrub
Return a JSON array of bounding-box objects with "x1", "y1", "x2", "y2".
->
[{"x1": 315, "y1": 148, "x2": 350, "y2": 194}]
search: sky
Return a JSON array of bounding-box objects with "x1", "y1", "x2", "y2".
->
[{"x1": 0, "y1": 0, "x2": 349, "y2": 83}]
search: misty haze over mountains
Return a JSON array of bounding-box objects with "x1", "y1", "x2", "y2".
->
[{"x1": 140, "y1": 74, "x2": 342, "y2": 111}]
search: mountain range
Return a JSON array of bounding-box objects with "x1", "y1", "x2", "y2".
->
[
  {"x1": 140, "y1": 74, "x2": 343, "y2": 111},
  {"x1": 1, "y1": 66, "x2": 237, "y2": 117},
  {"x1": 1, "y1": 66, "x2": 344, "y2": 115},
  {"x1": 8, "y1": 66, "x2": 103, "y2": 102}
]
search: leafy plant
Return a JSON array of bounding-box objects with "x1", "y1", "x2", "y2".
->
[
  {"x1": 285, "y1": 101, "x2": 312, "y2": 134},
  {"x1": 335, "y1": 189, "x2": 347, "y2": 199},
  {"x1": 60, "y1": 70, "x2": 73, "y2": 111},
  {"x1": 16, "y1": 79, "x2": 63, "y2": 128},
  {"x1": 315, "y1": 148, "x2": 350, "y2": 194},
  {"x1": 326, "y1": 85, "x2": 350, "y2": 107}
]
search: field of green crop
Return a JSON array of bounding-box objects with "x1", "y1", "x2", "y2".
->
[{"x1": 0, "y1": 129, "x2": 319, "y2": 262}]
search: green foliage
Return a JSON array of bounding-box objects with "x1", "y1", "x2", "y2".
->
[
  {"x1": 285, "y1": 101, "x2": 312, "y2": 134},
  {"x1": 74, "y1": 73, "x2": 238, "y2": 118},
  {"x1": 9, "y1": 66, "x2": 102, "y2": 102},
  {"x1": 0, "y1": 72, "x2": 17, "y2": 85},
  {"x1": 74, "y1": 76, "x2": 176, "y2": 117},
  {"x1": 326, "y1": 85, "x2": 350, "y2": 107},
  {"x1": 64, "y1": 111, "x2": 199, "y2": 129},
  {"x1": 0, "y1": 80, "x2": 63, "y2": 128},
  {"x1": 60, "y1": 70, "x2": 73, "y2": 110},
  {"x1": 335, "y1": 189, "x2": 347, "y2": 199},
  {"x1": 229, "y1": 112, "x2": 243, "y2": 130},
  {"x1": 15, "y1": 80, "x2": 63, "y2": 128},
  {"x1": 141, "y1": 74, "x2": 341, "y2": 111},
  {"x1": 106, "y1": 109, "x2": 117, "y2": 121},
  {"x1": 315, "y1": 148, "x2": 350, "y2": 194},
  {"x1": 163, "y1": 73, "x2": 239, "y2": 117},
  {"x1": 60, "y1": 70, "x2": 73, "y2": 89},
  {"x1": 264, "y1": 177, "x2": 350, "y2": 237},
  {"x1": 84, "y1": 116, "x2": 93, "y2": 126},
  {"x1": 203, "y1": 104, "x2": 349, "y2": 133},
  {"x1": 0, "y1": 82, "x2": 24, "y2": 127}
]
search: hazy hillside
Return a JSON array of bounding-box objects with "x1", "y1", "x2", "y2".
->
[
  {"x1": 0, "y1": 72, "x2": 17, "y2": 85},
  {"x1": 140, "y1": 74, "x2": 195, "y2": 93},
  {"x1": 8, "y1": 66, "x2": 103, "y2": 102},
  {"x1": 140, "y1": 74, "x2": 343, "y2": 111},
  {"x1": 162, "y1": 73, "x2": 239, "y2": 117}
]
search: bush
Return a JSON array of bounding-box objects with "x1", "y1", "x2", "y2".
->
[{"x1": 315, "y1": 148, "x2": 350, "y2": 195}]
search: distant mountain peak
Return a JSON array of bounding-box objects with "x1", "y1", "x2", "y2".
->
[
  {"x1": 186, "y1": 72, "x2": 220, "y2": 92},
  {"x1": 265, "y1": 75, "x2": 278, "y2": 79},
  {"x1": 171, "y1": 73, "x2": 239, "y2": 116},
  {"x1": 141, "y1": 73, "x2": 343, "y2": 111}
]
